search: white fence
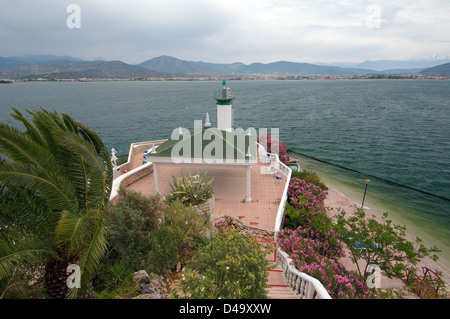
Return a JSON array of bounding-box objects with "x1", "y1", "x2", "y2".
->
[
  {"x1": 109, "y1": 140, "x2": 166, "y2": 201},
  {"x1": 277, "y1": 249, "x2": 332, "y2": 299}
]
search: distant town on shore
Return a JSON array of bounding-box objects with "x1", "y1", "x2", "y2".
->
[{"x1": 1, "y1": 55, "x2": 449, "y2": 82}]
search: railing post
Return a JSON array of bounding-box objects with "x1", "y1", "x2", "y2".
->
[{"x1": 306, "y1": 282, "x2": 315, "y2": 299}]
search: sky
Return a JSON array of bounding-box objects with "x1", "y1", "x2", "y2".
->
[{"x1": 0, "y1": 0, "x2": 449, "y2": 65}]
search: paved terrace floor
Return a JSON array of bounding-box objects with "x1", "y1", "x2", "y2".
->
[{"x1": 126, "y1": 161, "x2": 287, "y2": 233}]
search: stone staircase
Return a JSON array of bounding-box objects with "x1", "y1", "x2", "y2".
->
[{"x1": 253, "y1": 236, "x2": 299, "y2": 299}]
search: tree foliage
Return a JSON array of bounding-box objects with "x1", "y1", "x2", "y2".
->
[
  {"x1": 175, "y1": 228, "x2": 274, "y2": 299},
  {"x1": 334, "y1": 209, "x2": 440, "y2": 279},
  {"x1": 0, "y1": 108, "x2": 113, "y2": 298}
]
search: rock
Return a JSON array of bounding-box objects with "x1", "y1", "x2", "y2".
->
[
  {"x1": 133, "y1": 270, "x2": 150, "y2": 284},
  {"x1": 147, "y1": 273, "x2": 167, "y2": 294},
  {"x1": 214, "y1": 215, "x2": 275, "y2": 239},
  {"x1": 136, "y1": 283, "x2": 155, "y2": 295}
]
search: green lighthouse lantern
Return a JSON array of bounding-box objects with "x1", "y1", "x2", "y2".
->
[{"x1": 215, "y1": 80, "x2": 234, "y2": 131}]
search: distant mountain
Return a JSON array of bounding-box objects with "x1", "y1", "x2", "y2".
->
[
  {"x1": 419, "y1": 62, "x2": 450, "y2": 76},
  {"x1": 3, "y1": 54, "x2": 448, "y2": 80},
  {"x1": 241, "y1": 61, "x2": 373, "y2": 76},
  {"x1": 138, "y1": 56, "x2": 247, "y2": 76},
  {"x1": 0, "y1": 55, "x2": 84, "y2": 69},
  {"x1": 139, "y1": 56, "x2": 375, "y2": 77},
  {"x1": 0, "y1": 59, "x2": 167, "y2": 79},
  {"x1": 0, "y1": 57, "x2": 27, "y2": 69},
  {"x1": 333, "y1": 58, "x2": 450, "y2": 72},
  {"x1": 138, "y1": 56, "x2": 219, "y2": 76}
]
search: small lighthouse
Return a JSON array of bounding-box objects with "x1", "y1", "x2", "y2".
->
[{"x1": 216, "y1": 80, "x2": 234, "y2": 132}]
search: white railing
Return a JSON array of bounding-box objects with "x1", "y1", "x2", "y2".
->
[
  {"x1": 277, "y1": 249, "x2": 332, "y2": 299},
  {"x1": 109, "y1": 139, "x2": 166, "y2": 201},
  {"x1": 273, "y1": 156, "x2": 291, "y2": 236},
  {"x1": 256, "y1": 142, "x2": 291, "y2": 235},
  {"x1": 115, "y1": 139, "x2": 167, "y2": 175},
  {"x1": 256, "y1": 141, "x2": 332, "y2": 299}
]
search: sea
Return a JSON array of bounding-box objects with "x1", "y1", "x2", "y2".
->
[{"x1": 1, "y1": 79, "x2": 449, "y2": 271}]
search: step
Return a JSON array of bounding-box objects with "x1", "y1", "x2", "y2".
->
[
  {"x1": 253, "y1": 236, "x2": 299, "y2": 299},
  {"x1": 266, "y1": 286, "x2": 299, "y2": 299}
]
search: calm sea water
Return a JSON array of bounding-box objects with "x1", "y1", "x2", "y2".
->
[{"x1": 1, "y1": 79, "x2": 449, "y2": 266}]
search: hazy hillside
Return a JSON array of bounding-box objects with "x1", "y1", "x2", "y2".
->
[
  {"x1": 0, "y1": 59, "x2": 167, "y2": 79},
  {"x1": 138, "y1": 56, "x2": 217, "y2": 76},
  {"x1": 139, "y1": 56, "x2": 375, "y2": 77},
  {"x1": 2, "y1": 54, "x2": 448, "y2": 80},
  {"x1": 334, "y1": 57, "x2": 450, "y2": 71},
  {"x1": 241, "y1": 61, "x2": 373, "y2": 76},
  {"x1": 138, "y1": 56, "x2": 248, "y2": 76},
  {"x1": 419, "y1": 62, "x2": 450, "y2": 76},
  {"x1": 0, "y1": 55, "x2": 84, "y2": 69}
]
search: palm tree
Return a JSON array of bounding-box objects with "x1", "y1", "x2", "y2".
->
[{"x1": 0, "y1": 108, "x2": 113, "y2": 299}]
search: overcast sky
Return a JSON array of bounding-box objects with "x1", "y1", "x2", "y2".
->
[{"x1": 1, "y1": 0, "x2": 449, "y2": 64}]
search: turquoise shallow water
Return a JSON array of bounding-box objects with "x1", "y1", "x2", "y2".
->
[{"x1": 1, "y1": 79, "x2": 449, "y2": 268}]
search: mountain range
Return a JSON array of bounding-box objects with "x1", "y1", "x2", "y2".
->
[{"x1": 1, "y1": 55, "x2": 449, "y2": 80}]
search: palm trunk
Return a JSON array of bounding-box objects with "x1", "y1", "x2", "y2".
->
[
  {"x1": 45, "y1": 259, "x2": 95, "y2": 299},
  {"x1": 44, "y1": 260, "x2": 70, "y2": 299}
]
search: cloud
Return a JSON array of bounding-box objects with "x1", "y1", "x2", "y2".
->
[{"x1": 0, "y1": 0, "x2": 449, "y2": 64}]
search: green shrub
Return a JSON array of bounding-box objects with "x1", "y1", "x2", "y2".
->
[
  {"x1": 174, "y1": 229, "x2": 274, "y2": 299},
  {"x1": 165, "y1": 171, "x2": 214, "y2": 206},
  {"x1": 148, "y1": 225, "x2": 180, "y2": 273},
  {"x1": 94, "y1": 262, "x2": 135, "y2": 298},
  {"x1": 291, "y1": 170, "x2": 328, "y2": 191},
  {"x1": 162, "y1": 200, "x2": 209, "y2": 246},
  {"x1": 103, "y1": 186, "x2": 163, "y2": 270},
  {"x1": 283, "y1": 203, "x2": 336, "y2": 239},
  {"x1": 147, "y1": 201, "x2": 210, "y2": 274}
]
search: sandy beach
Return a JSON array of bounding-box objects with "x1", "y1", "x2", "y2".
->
[{"x1": 324, "y1": 186, "x2": 450, "y2": 289}]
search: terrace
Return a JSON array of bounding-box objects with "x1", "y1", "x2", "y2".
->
[
  {"x1": 111, "y1": 138, "x2": 288, "y2": 233},
  {"x1": 110, "y1": 137, "x2": 332, "y2": 299}
]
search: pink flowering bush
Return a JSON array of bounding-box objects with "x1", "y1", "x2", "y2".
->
[
  {"x1": 277, "y1": 228, "x2": 371, "y2": 299},
  {"x1": 283, "y1": 204, "x2": 342, "y2": 254},
  {"x1": 257, "y1": 133, "x2": 291, "y2": 165},
  {"x1": 297, "y1": 255, "x2": 372, "y2": 299},
  {"x1": 287, "y1": 177, "x2": 326, "y2": 211},
  {"x1": 214, "y1": 219, "x2": 230, "y2": 236},
  {"x1": 278, "y1": 227, "x2": 344, "y2": 265},
  {"x1": 280, "y1": 175, "x2": 373, "y2": 298}
]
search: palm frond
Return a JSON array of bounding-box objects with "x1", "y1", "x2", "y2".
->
[
  {"x1": 0, "y1": 122, "x2": 65, "y2": 175},
  {"x1": 55, "y1": 209, "x2": 101, "y2": 259},
  {"x1": 0, "y1": 183, "x2": 58, "y2": 237},
  {"x1": 0, "y1": 230, "x2": 55, "y2": 280},
  {"x1": 9, "y1": 108, "x2": 45, "y2": 146},
  {"x1": 0, "y1": 161, "x2": 78, "y2": 212},
  {"x1": 66, "y1": 224, "x2": 108, "y2": 299},
  {"x1": 53, "y1": 131, "x2": 111, "y2": 211}
]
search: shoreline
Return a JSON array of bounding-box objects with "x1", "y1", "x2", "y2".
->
[
  {"x1": 4, "y1": 76, "x2": 450, "y2": 83},
  {"x1": 324, "y1": 185, "x2": 450, "y2": 286}
]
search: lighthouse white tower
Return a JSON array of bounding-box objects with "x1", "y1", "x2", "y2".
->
[{"x1": 216, "y1": 80, "x2": 234, "y2": 132}]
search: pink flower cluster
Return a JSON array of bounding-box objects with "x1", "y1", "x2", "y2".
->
[
  {"x1": 214, "y1": 219, "x2": 229, "y2": 236},
  {"x1": 278, "y1": 228, "x2": 371, "y2": 299},
  {"x1": 287, "y1": 178, "x2": 325, "y2": 211},
  {"x1": 278, "y1": 227, "x2": 344, "y2": 265},
  {"x1": 257, "y1": 133, "x2": 291, "y2": 165}
]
